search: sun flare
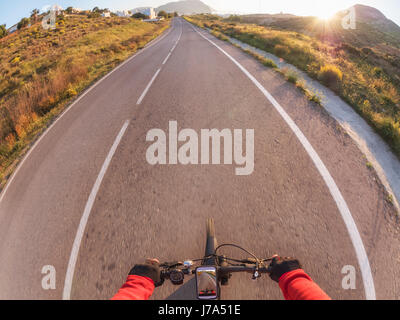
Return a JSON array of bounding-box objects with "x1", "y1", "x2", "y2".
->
[{"x1": 317, "y1": 12, "x2": 334, "y2": 21}]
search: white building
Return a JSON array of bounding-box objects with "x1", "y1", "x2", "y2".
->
[
  {"x1": 131, "y1": 7, "x2": 156, "y2": 19},
  {"x1": 101, "y1": 12, "x2": 111, "y2": 18},
  {"x1": 115, "y1": 10, "x2": 132, "y2": 17}
]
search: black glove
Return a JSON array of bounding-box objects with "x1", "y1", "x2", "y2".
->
[
  {"x1": 267, "y1": 256, "x2": 302, "y2": 283},
  {"x1": 129, "y1": 259, "x2": 163, "y2": 287}
]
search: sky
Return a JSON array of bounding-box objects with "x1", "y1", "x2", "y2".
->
[{"x1": 1, "y1": 0, "x2": 400, "y2": 28}]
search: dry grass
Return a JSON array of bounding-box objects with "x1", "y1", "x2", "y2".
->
[{"x1": 0, "y1": 14, "x2": 169, "y2": 187}]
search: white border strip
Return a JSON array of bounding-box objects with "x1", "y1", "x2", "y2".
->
[
  {"x1": 62, "y1": 120, "x2": 130, "y2": 300},
  {"x1": 63, "y1": 19, "x2": 183, "y2": 300},
  {"x1": 0, "y1": 24, "x2": 173, "y2": 204},
  {"x1": 162, "y1": 52, "x2": 172, "y2": 65},
  {"x1": 189, "y1": 23, "x2": 376, "y2": 300},
  {"x1": 136, "y1": 69, "x2": 161, "y2": 105}
]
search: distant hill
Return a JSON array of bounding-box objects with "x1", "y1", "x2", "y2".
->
[
  {"x1": 252, "y1": 4, "x2": 400, "y2": 49},
  {"x1": 156, "y1": 0, "x2": 212, "y2": 15},
  {"x1": 236, "y1": 13, "x2": 297, "y2": 25},
  {"x1": 350, "y1": 4, "x2": 400, "y2": 37}
]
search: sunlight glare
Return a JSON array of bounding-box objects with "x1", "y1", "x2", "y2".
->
[{"x1": 317, "y1": 11, "x2": 334, "y2": 21}]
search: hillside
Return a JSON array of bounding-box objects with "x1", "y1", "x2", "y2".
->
[
  {"x1": 254, "y1": 4, "x2": 400, "y2": 50},
  {"x1": 156, "y1": 0, "x2": 212, "y2": 15},
  {"x1": 351, "y1": 4, "x2": 400, "y2": 36},
  {"x1": 0, "y1": 13, "x2": 168, "y2": 186},
  {"x1": 232, "y1": 4, "x2": 400, "y2": 87},
  {"x1": 234, "y1": 13, "x2": 297, "y2": 25}
]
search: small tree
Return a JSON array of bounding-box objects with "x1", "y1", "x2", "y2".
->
[
  {"x1": 17, "y1": 17, "x2": 30, "y2": 30},
  {"x1": 158, "y1": 10, "x2": 168, "y2": 18},
  {"x1": 174, "y1": 12, "x2": 179, "y2": 17},
  {"x1": 65, "y1": 7, "x2": 73, "y2": 14},
  {"x1": 0, "y1": 24, "x2": 8, "y2": 38},
  {"x1": 30, "y1": 9, "x2": 39, "y2": 23},
  {"x1": 132, "y1": 12, "x2": 149, "y2": 20},
  {"x1": 88, "y1": 11, "x2": 101, "y2": 18}
]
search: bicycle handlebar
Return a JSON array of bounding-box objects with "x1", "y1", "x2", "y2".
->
[{"x1": 160, "y1": 265, "x2": 270, "y2": 279}]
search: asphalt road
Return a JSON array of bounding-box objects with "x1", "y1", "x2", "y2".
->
[{"x1": 0, "y1": 18, "x2": 399, "y2": 300}]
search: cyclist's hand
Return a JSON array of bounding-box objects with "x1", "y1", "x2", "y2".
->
[
  {"x1": 267, "y1": 255, "x2": 302, "y2": 283},
  {"x1": 129, "y1": 258, "x2": 163, "y2": 287}
]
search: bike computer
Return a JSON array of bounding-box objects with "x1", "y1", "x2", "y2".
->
[{"x1": 195, "y1": 266, "x2": 219, "y2": 300}]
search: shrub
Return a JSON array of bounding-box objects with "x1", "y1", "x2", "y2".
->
[
  {"x1": 318, "y1": 65, "x2": 343, "y2": 89},
  {"x1": 11, "y1": 56, "x2": 21, "y2": 64},
  {"x1": 274, "y1": 44, "x2": 290, "y2": 57},
  {"x1": 0, "y1": 24, "x2": 8, "y2": 39},
  {"x1": 372, "y1": 67, "x2": 383, "y2": 77},
  {"x1": 109, "y1": 43, "x2": 123, "y2": 53},
  {"x1": 378, "y1": 118, "x2": 400, "y2": 141},
  {"x1": 132, "y1": 13, "x2": 149, "y2": 20},
  {"x1": 227, "y1": 15, "x2": 242, "y2": 22},
  {"x1": 340, "y1": 43, "x2": 361, "y2": 57},
  {"x1": 88, "y1": 12, "x2": 101, "y2": 19},
  {"x1": 64, "y1": 87, "x2": 77, "y2": 98},
  {"x1": 158, "y1": 11, "x2": 168, "y2": 18},
  {"x1": 309, "y1": 94, "x2": 322, "y2": 104},
  {"x1": 286, "y1": 70, "x2": 299, "y2": 84},
  {"x1": 362, "y1": 47, "x2": 373, "y2": 56},
  {"x1": 5, "y1": 133, "x2": 16, "y2": 150},
  {"x1": 17, "y1": 18, "x2": 30, "y2": 30},
  {"x1": 262, "y1": 59, "x2": 277, "y2": 69}
]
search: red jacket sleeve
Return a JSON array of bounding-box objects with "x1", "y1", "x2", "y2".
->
[
  {"x1": 111, "y1": 275, "x2": 155, "y2": 300},
  {"x1": 279, "y1": 270, "x2": 331, "y2": 300}
]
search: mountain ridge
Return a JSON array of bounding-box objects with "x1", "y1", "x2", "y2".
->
[
  {"x1": 155, "y1": 0, "x2": 212, "y2": 15},
  {"x1": 240, "y1": 4, "x2": 400, "y2": 49}
]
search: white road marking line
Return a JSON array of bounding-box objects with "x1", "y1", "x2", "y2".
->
[
  {"x1": 190, "y1": 23, "x2": 376, "y2": 300},
  {"x1": 170, "y1": 23, "x2": 182, "y2": 53},
  {"x1": 163, "y1": 52, "x2": 172, "y2": 65},
  {"x1": 0, "y1": 25, "x2": 174, "y2": 205},
  {"x1": 136, "y1": 68, "x2": 161, "y2": 105},
  {"x1": 139, "y1": 21, "x2": 183, "y2": 100},
  {"x1": 62, "y1": 120, "x2": 130, "y2": 300}
]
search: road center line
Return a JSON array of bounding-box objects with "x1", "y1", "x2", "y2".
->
[
  {"x1": 136, "y1": 68, "x2": 161, "y2": 105},
  {"x1": 169, "y1": 21, "x2": 182, "y2": 54},
  {"x1": 62, "y1": 120, "x2": 130, "y2": 300},
  {"x1": 163, "y1": 52, "x2": 172, "y2": 65},
  {"x1": 139, "y1": 21, "x2": 183, "y2": 100},
  {"x1": 189, "y1": 23, "x2": 376, "y2": 300},
  {"x1": 63, "y1": 20, "x2": 183, "y2": 299}
]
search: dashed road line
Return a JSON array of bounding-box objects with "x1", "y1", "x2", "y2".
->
[{"x1": 62, "y1": 120, "x2": 130, "y2": 300}]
